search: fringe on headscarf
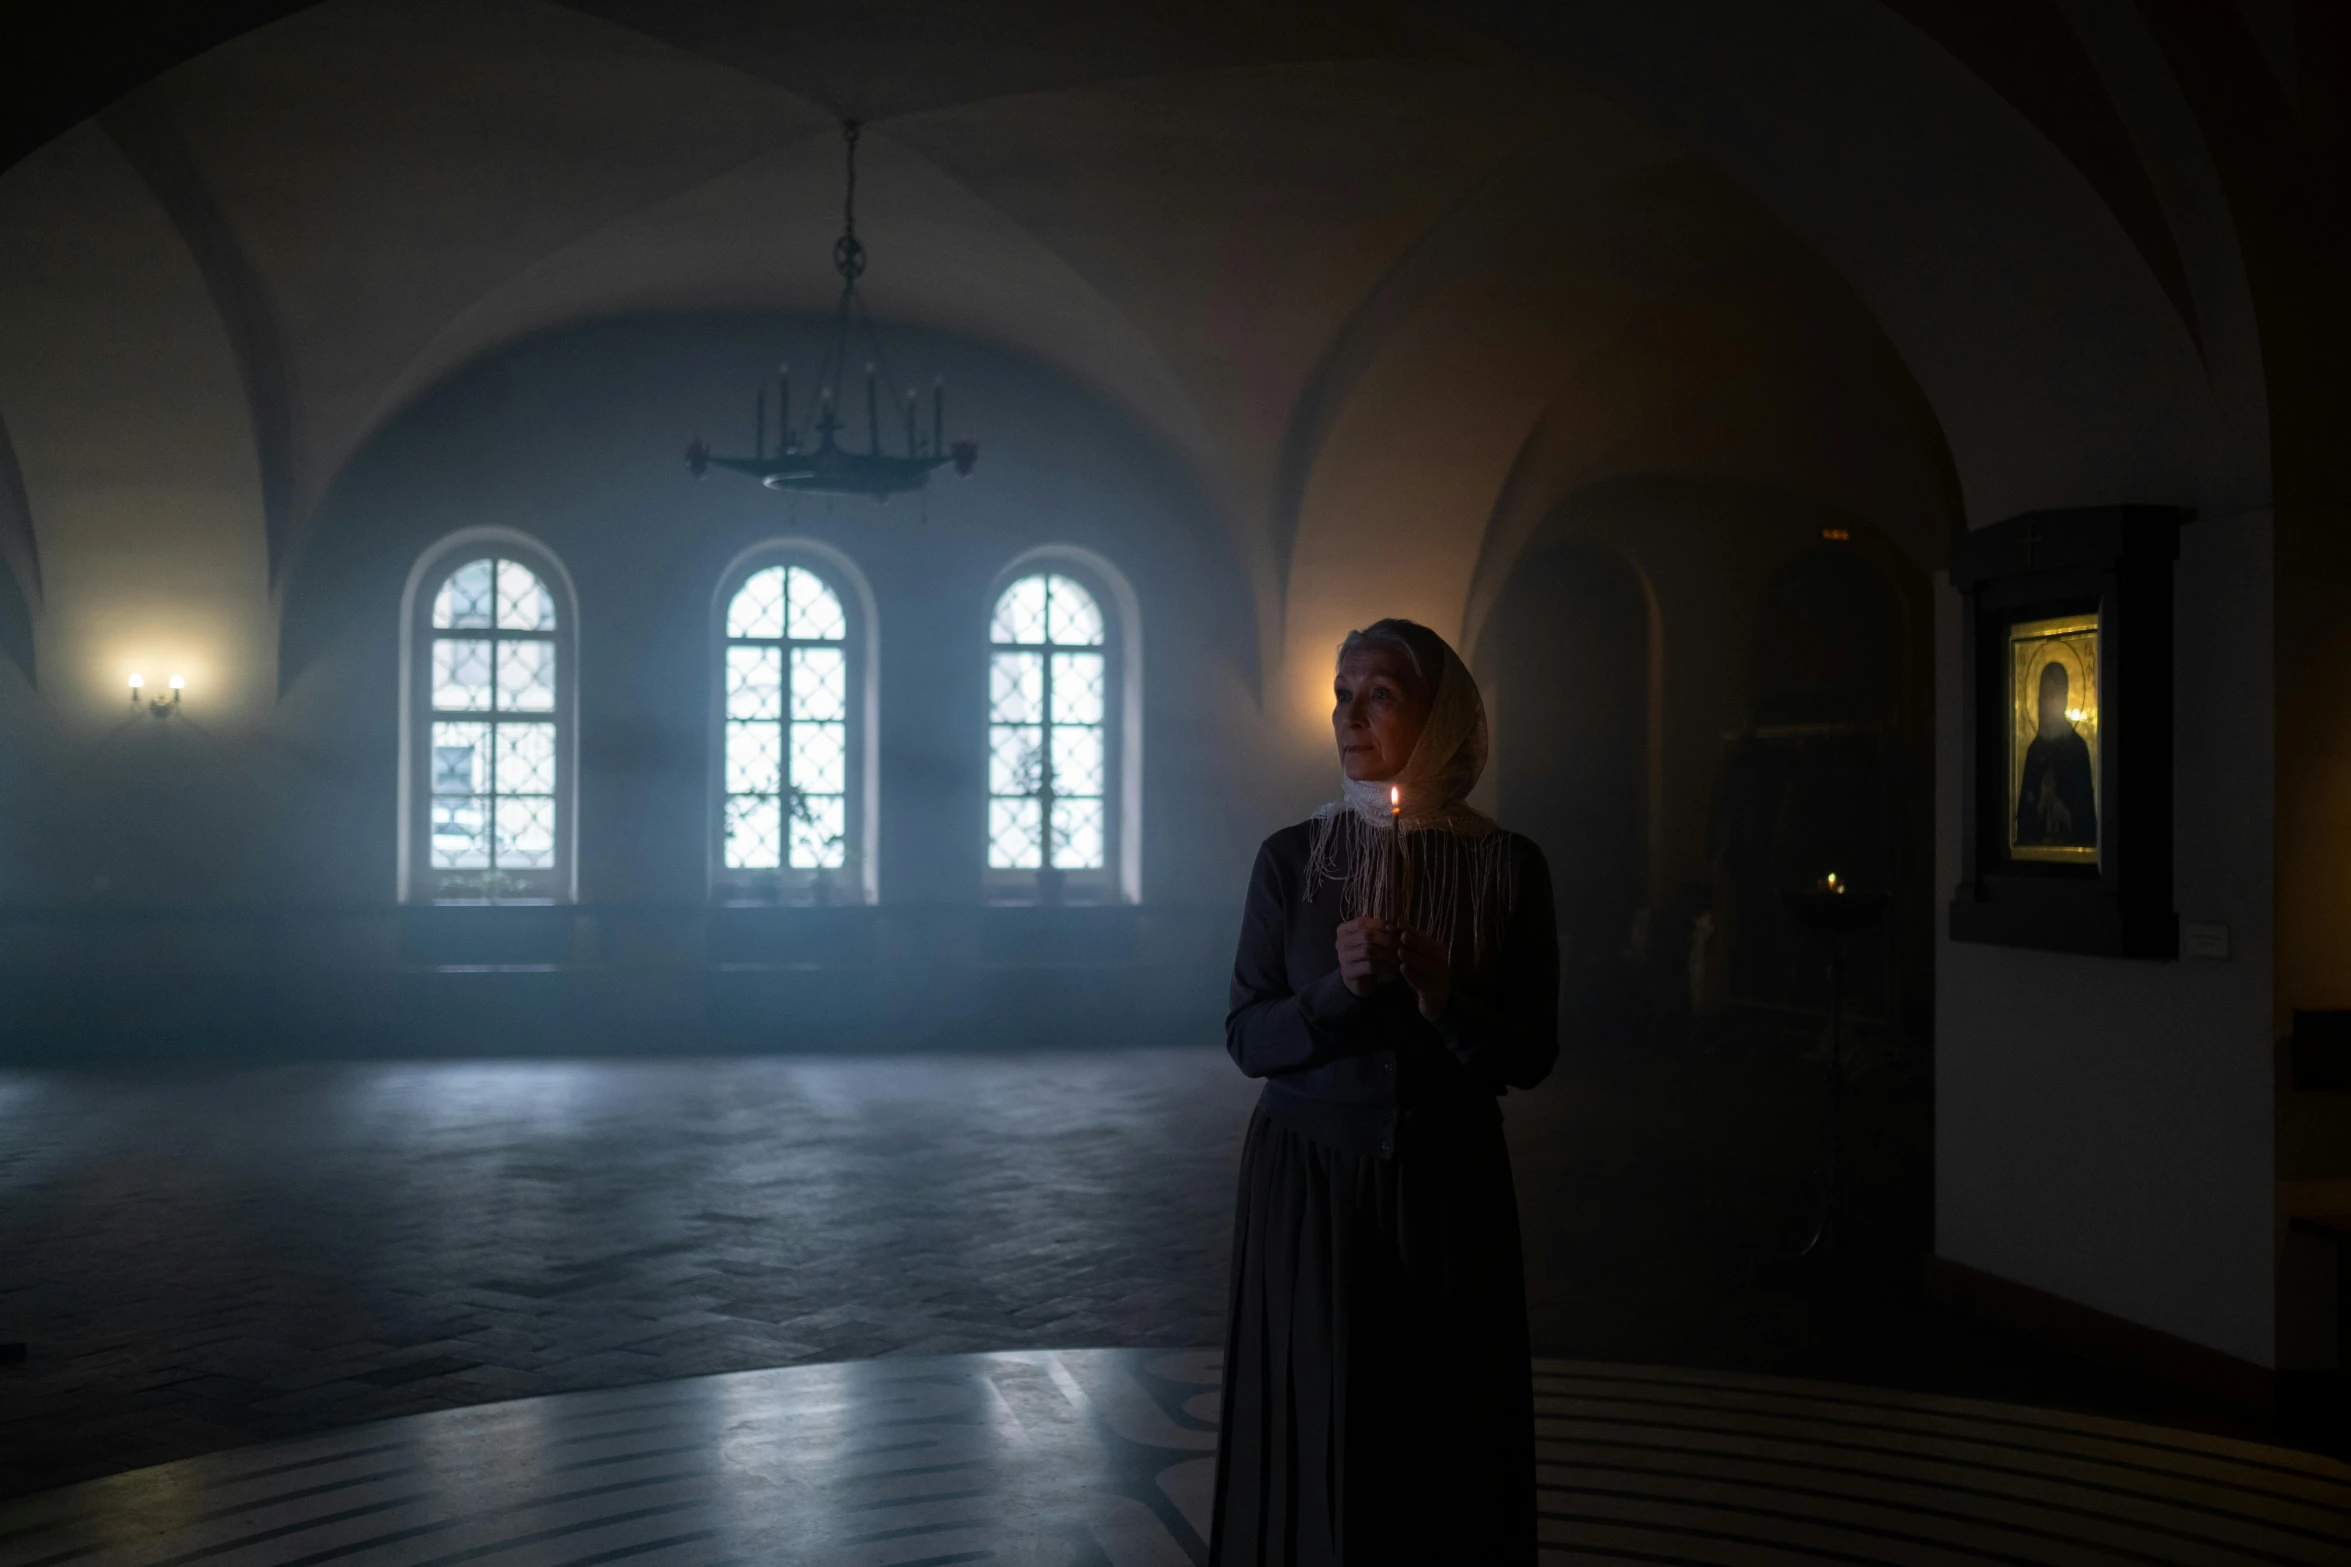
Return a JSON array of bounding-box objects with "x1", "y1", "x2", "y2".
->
[
  {"x1": 1303, "y1": 807, "x2": 1518, "y2": 969},
  {"x1": 1302, "y1": 618, "x2": 1519, "y2": 970}
]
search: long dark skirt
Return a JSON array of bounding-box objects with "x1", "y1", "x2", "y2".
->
[{"x1": 1209, "y1": 1104, "x2": 1536, "y2": 1566}]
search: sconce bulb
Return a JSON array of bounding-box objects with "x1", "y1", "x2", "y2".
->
[
  {"x1": 128, "y1": 673, "x2": 144, "y2": 690},
  {"x1": 169, "y1": 674, "x2": 184, "y2": 691}
]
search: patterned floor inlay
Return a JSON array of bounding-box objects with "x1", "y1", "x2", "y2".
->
[{"x1": 2, "y1": 1352, "x2": 2343, "y2": 1567}]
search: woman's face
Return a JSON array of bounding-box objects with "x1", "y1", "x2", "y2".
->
[{"x1": 1332, "y1": 644, "x2": 1430, "y2": 782}]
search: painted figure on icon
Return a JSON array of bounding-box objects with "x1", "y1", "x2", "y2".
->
[
  {"x1": 2014, "y1": 660, "x2": 2098, "y2": 850},
  {"x1": 2006, "y1": 613, "x2": 2100, "y2": 863}
]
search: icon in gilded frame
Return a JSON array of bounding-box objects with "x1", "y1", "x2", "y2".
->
[{"x1": 2006, "y1": 612, "x2": 2100, "y2": 863}]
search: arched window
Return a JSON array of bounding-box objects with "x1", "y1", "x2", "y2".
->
[
  {"x1": 986, "y1": 554, "x2": 1139, "y2": 902},
  {"x1": 714, "y1": 546, "x2": 875, "y2": 903},
  {"x1": 400, "y1": 533, "x2": 576, "y2": 902}
]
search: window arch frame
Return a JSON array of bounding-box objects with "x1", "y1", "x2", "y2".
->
[
  {"x1": 983, "y1": 546, "x2": 1142, "y2": 905},
  {"x1": 397, "y1": 528, "x2": 580, "y2": 904},
  {"x1": 709, "y1": 540, "x2": 880, "y2": 905}
]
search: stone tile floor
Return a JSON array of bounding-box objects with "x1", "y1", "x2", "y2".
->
[
  {"x1": 0, "y1": 1039, "x2": 2274, "y2": 1499},
  {"x1": 13, "y1": 1352, "x2": 2341, "y2": 1567},
  {"x1": 0, "y1": 1050, "x2": 1256, "y2": 1497}
]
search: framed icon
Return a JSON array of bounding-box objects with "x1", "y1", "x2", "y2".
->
[
  {"x1": 2006, "y1": 613, "x2": 2099, "y2": 863},
  {"x1": 1949, "y1": 508, "x2": 2178, "y2": 959}
]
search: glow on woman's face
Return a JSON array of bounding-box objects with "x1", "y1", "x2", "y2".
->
[{"x1": 1332, "y1": 645, "x2": 1429, "y2": 783}]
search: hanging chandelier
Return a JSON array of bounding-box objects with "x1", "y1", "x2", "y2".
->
[{"x1": 687, "y1": 121, "x2": 977, "y2": 501}]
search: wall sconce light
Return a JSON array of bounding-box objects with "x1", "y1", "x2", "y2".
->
[{"x1": 129, "y1": 672, "x2": 183, "y2": 716}]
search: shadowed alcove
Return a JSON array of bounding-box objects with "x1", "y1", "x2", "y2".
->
[
  {"x1": 1706, "y1": 531, "x2": 1928, "y2": 1026},
  {"x1": 1477, "y1": 539, "x2": 1649, "y2": 1009}
]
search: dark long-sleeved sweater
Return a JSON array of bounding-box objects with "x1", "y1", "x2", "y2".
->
[{"x1": 1224, "y1": 818, "x2": 1559, "y2": 1158}]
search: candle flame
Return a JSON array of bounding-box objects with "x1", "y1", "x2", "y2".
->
[{"x1": 1390, "y1": 785, "x2": 1400, "y2": 810}]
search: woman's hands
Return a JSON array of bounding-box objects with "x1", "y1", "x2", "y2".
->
[
  {"x1": 1397, "y1": 928, "x2": 1451, "y2": 1020},
  {"x1": 1335, "y1": 916, "x2": 1399, "y2": 996},
  {"x1": 1335, "y1": 918, "x2": 1452, "y2": 1020}
]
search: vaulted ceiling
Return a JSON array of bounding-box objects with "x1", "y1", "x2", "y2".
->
[{"x1": 0, "y1": 0, "x2": 2269, "y2": 705}]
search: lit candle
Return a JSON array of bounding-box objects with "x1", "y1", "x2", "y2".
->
[{"x1": 1390, "y1": 784, "x2": 1415, "y2": 930}]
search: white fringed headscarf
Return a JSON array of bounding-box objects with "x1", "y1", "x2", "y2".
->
[{"x1": 1304, "y1": 620, "x2": 1518, "y2": 967}]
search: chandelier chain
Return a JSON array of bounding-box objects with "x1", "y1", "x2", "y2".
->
[
  {"x1": 686, "y1": 109, "x2": 976, "y2": 497},
  {"x1": 833, "y1": 120, "x2": 866, "y2": 286}
]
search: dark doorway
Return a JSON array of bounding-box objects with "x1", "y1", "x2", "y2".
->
[
  {"x1": 1482, "y1": 542, "x2": 1649, "y2": 969},
  {"x1": 1709, "y1": 537, "x2": 1921, "y2": 1026}
]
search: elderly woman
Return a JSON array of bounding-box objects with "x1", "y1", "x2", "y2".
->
[{"x1": 1210, "y1": 618, "x2": 1557, "y2": 1567}]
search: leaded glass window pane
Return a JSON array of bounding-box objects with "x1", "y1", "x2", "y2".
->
[
  {"x1": 726, "y1": 646, "x2": 784, "y2": 722},
  {"x1": 1050, "y1": 798, "x2": 1104, "y2": 869},
  {"x1": 990, "y1": 575, "x2": 1049, "y2": 646},
  {"x1": 790, "y1": 647, "x2": 847, "y2": 723},
  {"x1": 725, "y1": 795, "x2": 782, "y2": 870},
  {"x1": 987, "y1": 572, "x2": 1111, "y2": 875},
  {"x1": 431, "y1": 722, "x2": 488, "y2": 794},
  {"x1": 422, "y1": 555, "x2": 563, "y2": 890},
  {"x1": 988, "y1": 796, "x2": 1044, "y2": 869},
  {"x1": 787, "y1": 793, "x2": 847, "y2": 869},
  {"x1": 430, "y1": 797, "x2": 489, "y2": 868},
  {"x1": 495, "y1": 722, "x2": 557, "y2": 796},
  {"x1": 496, "y1": 640, "x2": 557, "y2": 712},
  {"x1": 990, "y1": 725, "x2": 1044, "y2": 797},
  {"x1": 990, "y1": 652, "x2": 1044, "y2": 724},
  {"x1": 494, "y1": 795, "x2": 557, "y2": 868},
  {"x1": 786, "y1": 568, "x2": 847, "y2": 641},
  {"x1": 1050, "y1": 651, "x2": 1105, "y2": 726},
  {"x1": 433, "y1": 639, "x2": 493, "y2": 711},
  {"x1": 1045, "y1": 576, "x2": 1104, "y2": 646},
  {"x1": 791, "y1": 721, "x2": 848, "y2": 796},
  {"x1": 725, "y1": 720, "x2": 782, "y2": 795},
  {"x1": 434, "y1": 561, "x2": 494, "y2": 630},
  {"x1": 727, "y1": 567, "x2": 789, "y2": 639},
  {"x1": 722, "y1": 561, "x2": 855, "y2": 887},
  {"x1": 1050, "y1": 725, "x2": 1104, "y2": 798},
  {"x1": 496, "y1": 560, "x2": 556, "y2": 631}
]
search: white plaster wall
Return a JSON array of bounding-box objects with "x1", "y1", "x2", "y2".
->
[
  {"x1": 1935, "y1": 513, "x2": 2276, "y2": 1365},
  {"x1": 0, "y1": 123, "x2": 276, "y2": 906},
  {"x1": 0, "y1": 124, "x2": 270, "y2": 727}
]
